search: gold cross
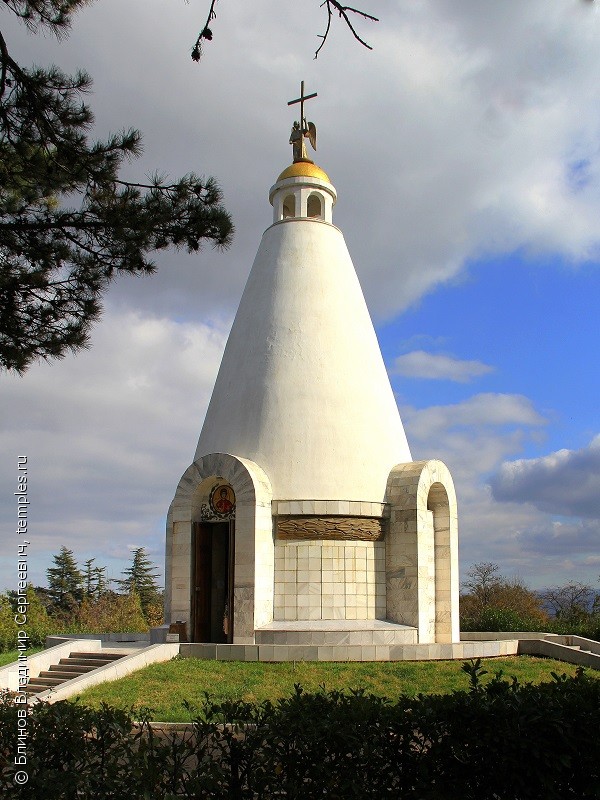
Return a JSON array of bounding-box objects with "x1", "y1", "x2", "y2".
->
[{"x1": 288, "y1": 80, "x2": 317, "y2": 129}]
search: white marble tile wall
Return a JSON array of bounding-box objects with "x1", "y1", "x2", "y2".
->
[{"x1": 273, "y1": 540, "x2": 386, "y2": 621}]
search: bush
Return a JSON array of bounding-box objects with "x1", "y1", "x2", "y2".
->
[
  {"x1": 461, "y1": 605, "x2": 548, "y2": 633},
  {"x1": 1, "y1": 664, "x2": 599, "y2": 798},
  {"x1": 460, "y1": 572, "x2": 549, "y2": 633},
  {"x1": 545, "y1": 616, "x2": 600, "y2": 642},
  {"x1": 0, "y1": 587, "x2": 57, "y2": 652},
  {"x1": 0, "y1": 589, "x2": 156, "y2": 652},
  {"x1": 71, "y1": 592, "x2": 149, "y2": 634}
]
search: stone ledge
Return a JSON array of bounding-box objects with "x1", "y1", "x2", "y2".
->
[{"x1": 272, "y1": 500, "x2": 390, "y2": 518}]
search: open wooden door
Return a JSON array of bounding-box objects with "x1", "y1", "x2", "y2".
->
[{"x1": 192, "y1": 521, "x2": 235, "y2": 642}]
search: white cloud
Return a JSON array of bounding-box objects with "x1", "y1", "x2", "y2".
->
[
  {"x1": 490, "y1": 435, "x2": 600, "y2": 518},
  {"x1": 342, "y1": 0, "x2": 600, "y2": 315},
  {"x1": 5, "y1": 0, "x2": 600, "y2": 322},
  {"x1": 0, "y1": 307, "x2": 230, "y2": 589},
  {"x1": 393, "y1": 350, "x2": 493, "y2": 382},
  {"x1": 403, "y1": 397, "x2": 600, "y2": 586},
  {"x1": 405, "y1": 393, "x2": 546, "y2": 446}
]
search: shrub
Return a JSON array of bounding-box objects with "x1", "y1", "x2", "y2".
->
[
  {"x1": 0, "y1": 586, "x2": 58, "y2": 652},
  {"x1": 72, "y1": 592, "x2": 149, "y2": 633},
  {"x1": 461, "y1": 605, "x2": 547, "y2": 633},
  {"x1": 460, "y1": 563, "x2": 550, "y2": 633},
  {"x1": 0, "y1": 588, "x2": 155, "y2": 653},
  {"x1": 1, "y1": 664, "x2": 599, "y2": 798}
]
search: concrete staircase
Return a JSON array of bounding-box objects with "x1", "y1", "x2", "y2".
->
[
  {"x1": 26, "y1": 651, "x2": 128, "y2": 696},
  {"x1": 489, "y1": 634, "x2": 600, "y2": 670}
]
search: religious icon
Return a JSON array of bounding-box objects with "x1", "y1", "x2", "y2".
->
[{"x1": 209, "y1": 483, "x2": 236, "y2": 518}]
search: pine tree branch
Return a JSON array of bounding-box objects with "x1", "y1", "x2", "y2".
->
[
  {"x1": 0, "y1": 30, "x2": 9, "y2": 100},
  {"x1": 3, "y1": 1, "x2": 83, "y2": 34},
  {"x1": 191, "y1": 0, "x2": 218, "y2": 62}
]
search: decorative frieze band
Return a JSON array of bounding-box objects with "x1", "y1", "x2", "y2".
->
[{"x1": 276, "y1": 515, "x2": 385, "y2": 542}]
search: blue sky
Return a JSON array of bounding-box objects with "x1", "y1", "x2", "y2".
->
[
  {"x1": 1, "y1": 0, "x2": 599, "y2": 594},
  {"x1": 384, "y1": 253, "x2": 599, "y2": 455}
]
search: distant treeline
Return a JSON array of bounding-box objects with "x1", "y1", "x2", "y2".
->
[
  {"x1": 0, "y1": 546, "x2": 163, "y2": 651},
  {"x1": 461, "y1": 561, "x2": 600, "y2": 639}
]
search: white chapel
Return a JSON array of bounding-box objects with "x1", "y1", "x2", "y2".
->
[{"x1": 164, "y1": 85, "x2": 460, "y2": 653}]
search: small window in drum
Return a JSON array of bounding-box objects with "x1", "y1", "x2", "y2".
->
[
  {"x1": 282, "y1": 194, "x2": 296, "y2": 218},
  {"x1": 307, "y1": 193, "x2": 323, "y2": 219}
]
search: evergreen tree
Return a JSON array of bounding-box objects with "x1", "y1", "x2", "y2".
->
[
  {"x1": 116, "y1": 547, "x2": 161, "y2": 619},
  {"x1": 94, "y1": 564, "x2": 109, "y2": 597},
  {"x1": 46, "y1": 545, "x2": 83, "y2": 612},
  {"x1": 0, "y1": 0, "x2": 232, "y2": 372},
  {"x1": 82, "y1": 557, "x2": 108, "y2": 600}
]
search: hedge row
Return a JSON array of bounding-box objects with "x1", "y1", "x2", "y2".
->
[
  {"x1": 461, "y1": 606, "x2": 600, "y2": 640},
  {"x1": 1, "y1": 662, "x2": 599, "y2": 799}
]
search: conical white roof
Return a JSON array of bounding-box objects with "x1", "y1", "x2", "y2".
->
[{"x1": 195, "y1": 164, "x2": 411, "y2": 500}]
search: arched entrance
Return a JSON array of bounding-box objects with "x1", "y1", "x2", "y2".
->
[
  {"x1": 192, "y1": 481, "x2": 236, "y2": 643},
  {"x1": 165, "y1": 453, "x2": 273, "y2": 645}
]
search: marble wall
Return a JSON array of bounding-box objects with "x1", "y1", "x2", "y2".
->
[{"x1": 273, "y1": 540, "x2": 386, "y2": 621}]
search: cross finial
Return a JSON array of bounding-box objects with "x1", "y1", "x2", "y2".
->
[
  {"x1": 288, "y1": 80, "x2": 318, "y2": 131},
  {"x1": 287, "y1": 81, "x2": 318, "y2": 162}
]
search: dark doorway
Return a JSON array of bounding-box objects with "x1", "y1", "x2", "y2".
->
[{"x1": 192, "y1": 521, "x2": 234, "y2": 642}]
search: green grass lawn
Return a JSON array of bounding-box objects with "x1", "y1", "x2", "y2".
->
[
  {"x1": 0, "y1": 647, "x2": 43, "y2": 667},
  {"x1": 73, "y1": 656, "x2": 597, "y2": 722}
]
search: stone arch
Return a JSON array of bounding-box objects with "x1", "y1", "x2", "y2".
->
[
  {"x1": 385, "y1": 460, "x2": 459, "y2": 643},
  {"x1": 307, "y1": 192, "x2": 323, "y2": 219},
  {"x1": 427, "y1": 482, "x2": 453, "y2": 642},
  {"x1": 165, "y1": 453, "x2": 273, "y2": 644}
]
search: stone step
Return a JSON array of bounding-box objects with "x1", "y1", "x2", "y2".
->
[
  {"x1": 29, "y1": 675, "x2": 68, "y2": 687},
  {"x1": 49, "y1": 663, "x2": 97, "y2": 673},
  {"x1": 25, "y1": 651, "x2": 128, "y2": 695},
  {"x1": 69, "y1": 651, "x2": 127, "y2": 660},
  {"x1": 26, "y1": 684, "x2": 53, "y2": 695},
  {"x1": 58, "y1": 657, "x2": 118, "y2": 668},
  {"x1": 39, "y1": 669, "x2": 84, "y2": 680}
]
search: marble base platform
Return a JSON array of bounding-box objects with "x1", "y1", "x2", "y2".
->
[
  {"x1": 178, "y1": 638, "x2": 520, "y2": 663},
  {"x1": 254, "y1": 619, "x2": 418, "y2": 646}
]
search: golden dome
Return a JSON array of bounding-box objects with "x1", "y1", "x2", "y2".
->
[{"x1": 277, "y1": 161, "x2": 330, "y2": 183}]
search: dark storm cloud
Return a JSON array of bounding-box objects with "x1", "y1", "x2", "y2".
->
[{"x1": 490, "y1": 437, "x2": 600, "y2": 518}]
